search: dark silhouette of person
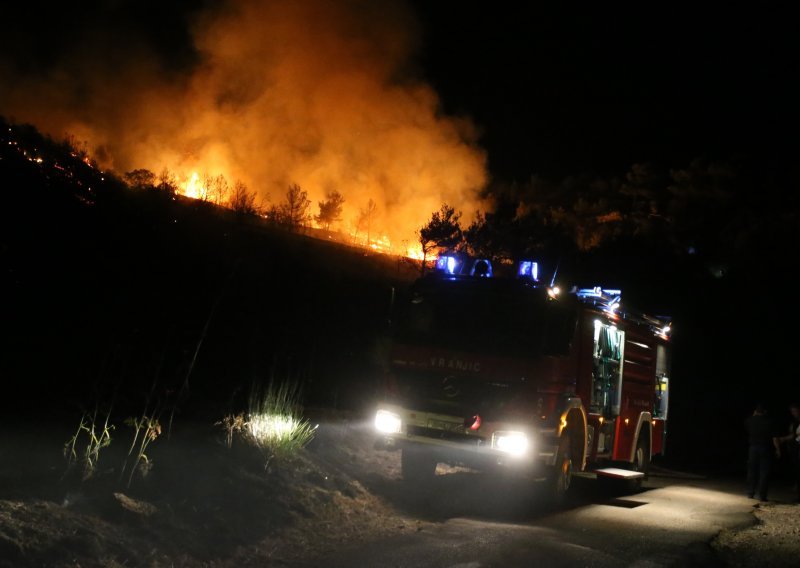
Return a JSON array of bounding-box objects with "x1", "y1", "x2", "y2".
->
[
  {"x1": 745, "y1": 403, "x2": 780, "y2": 501},
  {"x1": 775, "y1": 402, "x2": 800, "y2": 502}
]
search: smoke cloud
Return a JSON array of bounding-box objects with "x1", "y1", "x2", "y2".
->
[{"x1": 0, "y1": 0, "x2": 487, "y2": 249}]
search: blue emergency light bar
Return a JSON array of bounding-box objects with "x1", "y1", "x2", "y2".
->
[
  {"x1": 435, "y1": 255, "x2": 493, "y2": 278},
  {"x1": 470, "y1": 258, "x2": 493, "y2": 277},
  {"x1": 517, "y1": 261, "x2": 539, "y2": 281},
  {"x1": 576, "y1": 286, "x2": 621, "y2": 299},
  {"x1": 435, "y1": 255, "x2": 459, "y2": 275},
  {"x1": 576, "y1": 286, "x2": 622, "y2": 314}
]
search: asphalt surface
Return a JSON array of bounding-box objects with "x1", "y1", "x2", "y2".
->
[{"x1": 311, "y1": 471, "x2": 759, "y2": 568}]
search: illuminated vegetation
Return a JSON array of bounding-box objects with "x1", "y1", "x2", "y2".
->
[
  {"x1": 218, "y1": 381, "x2": 316, "y2": 467},
  {"x1": 63, "y1": 407, "x2": 114, "y2": 481}
]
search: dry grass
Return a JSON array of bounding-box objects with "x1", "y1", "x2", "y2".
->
[
  {"x1": 63, "y1": 407, "x2": 114, "y2": 480},
  {"x1": 219, "y1": 380, "x2": 316, "y2": 466}
]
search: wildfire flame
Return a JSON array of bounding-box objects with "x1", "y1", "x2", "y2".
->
[
  {"x1": 183, "y1": 172, "x2": 201, "y2": 200},
  {"x1": 1, "y1": 0, "x2": 488, "y2": 259},
  {"x1": 406, "y1": 245, "x2": 425, "y2": 261}
]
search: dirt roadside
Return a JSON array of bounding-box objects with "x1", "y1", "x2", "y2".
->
[
  {"x1": 713, "y1": 499, "x2": 800, "y2": 567},
  {"x1": 3, "y1": 411, "x2": 799, "y2": 567},
  {"x1": 0, "y1": 413, "x2": 421, "y2": 567}
]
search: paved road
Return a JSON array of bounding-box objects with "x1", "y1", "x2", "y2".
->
[{"x1": 318, "y1": 472, "x2": 758, "y2": 568}]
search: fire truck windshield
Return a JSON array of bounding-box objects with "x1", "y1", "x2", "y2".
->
[{"x1": 395, "y1": 281, "x2": 577, "y2": 357}]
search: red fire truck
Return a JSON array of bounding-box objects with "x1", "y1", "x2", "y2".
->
[{"x1": 374, "y1": 256, "x2": 671, "y2": 497}]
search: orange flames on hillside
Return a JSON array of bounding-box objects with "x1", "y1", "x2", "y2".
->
[
  {"x1": 182, "y1": 172, "x2": 203, "y2": 200},
  {"x1": 1, "y1": 0, "x2": 487, "y2": 257},
  {"x1": 176, "y1": 168, "x2": 426, "y2": 259}
]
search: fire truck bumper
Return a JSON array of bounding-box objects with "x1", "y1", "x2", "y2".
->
[{"x1": 373, "y1": 405, "x2": 560, "y2": 474}]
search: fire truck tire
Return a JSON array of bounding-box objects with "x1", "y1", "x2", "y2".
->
[
  {"x1": 630, "y1": 431, "x2": 650, "y2": 490},
  {"x1": 401, "y1": 446, "x2": 437, "y2": 483},
  {"x1": 547, "y1": 435, "x2": 573, "y2": 502}
]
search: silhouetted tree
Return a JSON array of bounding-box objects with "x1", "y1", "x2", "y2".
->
[
  {"x1": 62, "y1": 134, "x2": 89, "y2": 161},
  {"x1": 465, "y1": 210, "x2": 518, "y2": 262},
  {"x1": 279, "y1": 183, "x2": 311, "y2": 229},
  {"x1": 156, "y1": 168, "x2": 178, "y2": 196},
  {"x1": 210, "y1": 174, "x2": 229, "y2": 205},
  {"x1": 124, "y1": 169, "x2": 156, "y2": 189},
  {"x1": 263, "y1": 204, "x2": 280, "y2": 224},
  {"x1": 418, "y1": 203, "x2": 463, "y2": 272},
  {"x1": 315, "y1": 190, "x2": 345, "y2": 230},
  {"x1": 619, "y1": 163, "x2": 666, "y2": 238},
  {"x1": 357, "y1": 198, "x2": 378, "y2": 245},
  {"x1": 667, "y1": 160, "x2": 737, "y2": 256},
  {"x1": 199, "y1": 172, "x2": 213, "y2": 202},
  {"x1": 228, "y1": 180, "x2": 258, "y2": 215}
]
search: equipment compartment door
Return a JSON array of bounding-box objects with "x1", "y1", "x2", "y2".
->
[{"x1": 590, "y1": 320, "x2": 625, "y2": 417}]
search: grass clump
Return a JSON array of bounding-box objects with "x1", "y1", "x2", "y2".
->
[{"x1": 220, "y1": 380, "x2": 316, "y2": 467}]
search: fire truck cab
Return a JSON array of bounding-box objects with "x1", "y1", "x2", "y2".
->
[{"x1": 374, "y1": 256, "x2": 671, "y2": 497}]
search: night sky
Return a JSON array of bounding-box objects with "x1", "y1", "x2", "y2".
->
[
  {"x1": 2, "y1": 2, "x2": 796, "y2": 182},
  {"x1": 411, "y1": 2, "x2": 797, "y2": 179}
]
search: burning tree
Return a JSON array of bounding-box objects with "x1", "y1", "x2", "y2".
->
[
  {"x1": 279, "y1": 183, "x2": 311, "y2": 229},
  {"x1": 315, "y1": 190, "x2": 345, "y2": 230},
  {"x1": 62, "y1": 134, "x2": 90, "y2": 161},
  {"x1": 418, "y1": 204, "x2": 463, "y2": 272}
]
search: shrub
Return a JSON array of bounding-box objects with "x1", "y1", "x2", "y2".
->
[{"x1": 217, "y1": 412, "x2": 247, "y2": 448}]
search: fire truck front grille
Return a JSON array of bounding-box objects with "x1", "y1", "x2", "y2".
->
[{"x1": 407, "y1": 425, "x2": 486, "y2": 446}]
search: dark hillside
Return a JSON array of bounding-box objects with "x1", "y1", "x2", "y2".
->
[{"x1": 1, "y1": 120, "x2": 418, "y2": 420}]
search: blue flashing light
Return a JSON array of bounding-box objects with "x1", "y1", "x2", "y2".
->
[
  {"x1": 577, "y1": 286, "x2": 622, "y2": 299},
  {"x1": 471, "y1": 258, "x2": 493, "y2": 278},
  {"x1": 436, "y1": 255, "x2": 459, "y2": 275},
  {"x1": 576, "y1": 286, "x2": 602, "y2": 298},
  {"x1": 577, "y1": 286, "x2": 623, "y2": 314},
  {"x1": 518, "y1": 261, "x2": 539, "y2": 281}
]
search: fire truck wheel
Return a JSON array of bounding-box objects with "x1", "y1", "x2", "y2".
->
[
  {"x1": 630, "y1": 432, "x2": 650, "y2": 490},
  {"x1": 401, "y1": 446, "x2": 437, "y2": 483},
  {"x1": 548, "y1": 435, "x2": 573, "y2": 501}
]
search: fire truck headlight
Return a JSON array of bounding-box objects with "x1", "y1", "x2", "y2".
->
[
  {"x1": 375, "y1": 410, "x2": 402, "y2": 434},
  {"x1": 493, "y1": 431, "x2": 529, "y2": 456}
]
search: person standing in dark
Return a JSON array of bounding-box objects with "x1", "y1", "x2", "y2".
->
[
  {"x1": 775, "y1": 403, "x2": 800, "y2": 501},
  {"x1": 745, "y1": 403, "x2": 779, "y2": 502}
]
